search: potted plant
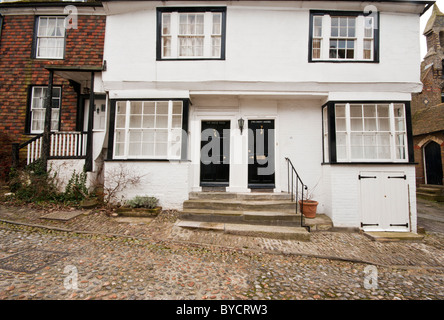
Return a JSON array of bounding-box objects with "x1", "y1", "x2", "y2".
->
[
  {"x1": 298, "y1": 198, "x2": 318, "y2": 219},
  {"x1": 116, "y1": 196, "x2": 161, "y2": 217},
  {"x1": 298, "y1": 183, "x2": 319, "y2": 219}
]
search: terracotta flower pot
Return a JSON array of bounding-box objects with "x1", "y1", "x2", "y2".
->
[{"x1": 298, "y1": 200, "x2": 318, "y2": 219}]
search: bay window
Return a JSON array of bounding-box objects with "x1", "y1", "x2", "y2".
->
[
  {"x1": 112, "y1": 100, "x2": 187, "y2": 160},
  {"x1": 157, "y1": 7, "x2": 226, "y2": 60},
  {"x1": 309, "y1": 11, "x2": 378, "y2": 62},
  {"x1": 323, "y1": 102, "x2": 413, "y2": 163}
]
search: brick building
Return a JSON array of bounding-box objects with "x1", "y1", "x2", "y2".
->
[
  {"x1": 412, "y1": 4, "x2": 444, "y2": 191},
  {"x1": 0, "y1": 0, "x2": 105, "y2": 181}
]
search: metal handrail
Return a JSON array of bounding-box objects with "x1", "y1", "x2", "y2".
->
[{"x1": 285, "y1": 157, "x2": 308, "y2": 230}]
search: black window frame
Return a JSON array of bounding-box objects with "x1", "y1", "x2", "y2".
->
[
  {"x1": 322, "y1": 101, "x2": 414, "y2": 164},
  {"x1": 107, "y1": 98, "x2": 190, "y2": 161},
  {"x1": 309, "y1": 10, "x2": 380, "y2": 63},
  {"x1": 25, "y1": 85, "x2": 63, "y2": 135},
  {"x1": 32, "y1": 15, "x2": 67, "y2": 60},
  {"x1": 0, "y1": 14, "x2": 4, "y2": 40},
  {"x1": 156, "y1": 6, "x2": 227, "y2": 61}
]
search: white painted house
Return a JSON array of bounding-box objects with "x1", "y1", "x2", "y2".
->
[{"x1": 91, "y1": 0, "x2": 434, "y2": 233}]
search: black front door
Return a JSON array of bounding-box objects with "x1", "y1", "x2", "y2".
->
[
  {"x1": 200, "y1": 121, "x2": 230, "y2": 186},
  {"x1": 248, "y1": 119, "x2": 275, "y2": 189},
  {"x1": 425, "y1": 141, "x2": 443, "y2": 185}
]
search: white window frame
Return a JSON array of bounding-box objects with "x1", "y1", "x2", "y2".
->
[
  {"x1": 310, "y1": 12, "x2": 377, "y2": 62},
  {"x1": 159, "y1": 8, "x2": 225, "y2": 60},
  {"x1": 30, "y1": 86, "x2": 61, "y2": 134},
  {"x1": 333, "y1": 103, "x2": 408, "y2": 163},
  {"x1": 35, "y1": 16, "x2": 66, "y2": 59},
  {"x1": 113, "y1": 100, "x2": 183, "y2": 160}
]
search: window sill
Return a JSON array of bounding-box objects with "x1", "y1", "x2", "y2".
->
[
  {"x1": 157, "y1": 57, "x2": 225, "y2": 61},
  {"x1": 105, "y1": 158, "x2": 190, "y2": 162},
  {"x1": 321, "y1": 162, "x2": 417, "y2": 165},
  {"x1": 309, "y1": 59, "x2": 379, "y2": 63}
]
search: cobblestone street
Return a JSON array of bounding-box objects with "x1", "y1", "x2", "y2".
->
[{"x1": 0, "y1": 204, "x2": 443, "y2": 301}]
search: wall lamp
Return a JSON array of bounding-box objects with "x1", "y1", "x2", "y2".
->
[{"x1": 238, "y1": 117, "x2": 245, "y2": 134}]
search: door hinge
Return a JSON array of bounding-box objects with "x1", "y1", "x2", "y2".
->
[
  {"x1": 359, "y1": 175, "x2": 377, "y2": 180},
  {"x1": 390, "y1": 223, "x2": 409, "y2": 227},
  {"x1": 361, "y1": 223, "x2": 379, "y2": 227},
  {"x1": 388, "y1": 175, "x2": 406, "y2": 180}
]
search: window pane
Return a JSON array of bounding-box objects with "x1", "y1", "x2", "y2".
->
[
  {"x1": 143, "y1": 115, "x2": 155, "y2": 128},
  {"x1": 351, "y1": 119, "x2": 363, "y2": 131},
  {"x1": 156, "y1": 115, "x2": 168, "y2": 128},
  {"x1": 377, "y1": 104, "x2": 389, "y2": 117},
  {"x1": 378, "y1": 118, "x2": 390, "y2": 131},
  {"x1": 336, "y1": 133, "x2": 347, "y2": 146},
  {"x1": 162, "y1": 13, "x2": 171, "y2": 35},
  {"x1": 143, "y1": 130, "x2": 155, "y2": 143},
  {"x1": 129, "y1": 131, "x2": 142, "y2": 142},
  {"x1": 144, "y1": 102, "x2": 156, "y2": 114},
  {"x1": 363, "y1": 105, "x2": 376, "y2": 117},
  {"x1": 129, "y1": 143, "x2": 141, "y2": 156},
  {"x1": 38, "y1": 18, "x2": 48, "y2": 36},
  {"x1": 156, "y1": 102, "x2": 169, "y2": 114},
  {"x1": 130, "y1": 115, "x2": 142, "y2": 128},
  {"x1": 312, "y1": 39, "x2": 321, "y2": 59},
  {"x1": 172, "y1": 101, "x2": 183, "y2": 114},
  {"x1": 162, "y1": 37, "x2": 171, "y2": 57},
  {"x1": 313, "y1": 16, "x2": 322, "y2": 37},
  {"x1": 116, "y1": 102, "x2": 126, "y2": 115},
  {"x1": 213, "y1": 13, "x2": 221, "y2": 35},
  {"x1": 156, "y1": 143, "x2": 168, "y2": 157},
  {"x1": 336, "y1": 118, "x2": 347, "y2": 131},
  {"x1": 335, "y1": 104, "x2": 346, "y2": 117},
  {"x1": 212, "y1": 36, "x2": 221, "y2": 57},
  {"x1": 395, "y1": 118, "x2": 405, "y2": 132},
  {"x1": 364, "y1": 119, "x2": 377, "y2": 131},
  {"x1": 337, "y1": 146, "x2": 347, "y2": 160},
  {"x1": 142, "y1": 143, "x2": 155, "y2": 157},
  {"x1": 116, "y1": 115, "x2": 126, "y2": 128},
  {"x1": 131, "y1": 101, "x2": 143, "y2": 114},
  {"x1": 172, "y1": 115, "x2": 182, "y2": 128},
  {"x1": 56, "y1": 18, "x2": 65, "y2": 37},
  {"x1": 350, "y1": 105, "x2": 362, "y2": 117}
]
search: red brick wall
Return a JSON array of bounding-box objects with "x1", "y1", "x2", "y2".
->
[{"x1": 0, "y1": 14, "x2": 105, "y2": 145}]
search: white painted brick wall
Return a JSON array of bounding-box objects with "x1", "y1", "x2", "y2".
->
[
  {"x1": 104, "y1": 161, "x2": 190, "y2": 210},
  {"x1": 49, "y1": 159, "x2": 87, "y2": 192}
]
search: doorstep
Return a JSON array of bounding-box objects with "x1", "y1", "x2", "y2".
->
[
  {"x1": 363, "y1": 231, "x2": 424, "y2": 242},
  {"x1": 175, "y1": 220, "x2": 310, "y2": 241}
]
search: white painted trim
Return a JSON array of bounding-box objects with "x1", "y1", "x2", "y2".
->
[{"x1": 108, "y1": 90, "x2": 190, "y2": 100}]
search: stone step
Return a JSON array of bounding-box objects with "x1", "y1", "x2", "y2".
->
[
  {"x1": 189, "y1": 192, "x2": 292, "y2": 201},
  {"x1": 416, "y1": 187, "x2": 443, "y2": 195},
  {"x1": 176, "y1": 220, "x2": 310, "y2": 241},
  {"x1": 183, "y1": 199, "x2": 296, "y2": 212},
  {"x1": 419, "y1": 184, "x2": 444, "y2": 189},
  {"x1": 179, "y1": 209, "x2": 302, "y2": 227},
  {"x1": 364, "y1": 231, "x2": 424, "y2": 242},
  {"x1": 416, "y1": 192, "x2": 444, "y2": 202}
]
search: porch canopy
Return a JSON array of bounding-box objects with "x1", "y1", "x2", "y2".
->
[{"x1": 43, "y1": 65, "x2": 103, "y2": 172}]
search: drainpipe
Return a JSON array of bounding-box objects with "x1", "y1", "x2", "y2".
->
[
  {"x1": 41, "y1": 69, "x2": 54, "y2": 172},
  {"x1": 85, "y1": 71, "x2": 95, "y2": 172}
]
